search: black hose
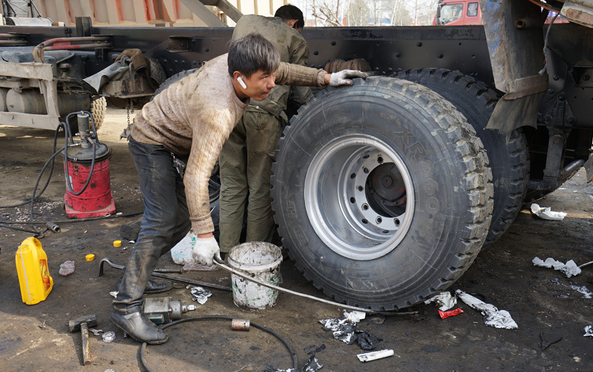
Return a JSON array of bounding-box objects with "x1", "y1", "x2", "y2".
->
[
  {"x1": 139, "y1": 316, "x2": 298, "y2": 372},
  {"x1": 0, "y1": 122, "x2": 64, "y2": 209},
  {"x1": 63, "y1": 111, "x2": 97, "y2": 196}
]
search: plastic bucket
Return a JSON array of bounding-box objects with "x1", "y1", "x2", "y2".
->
[{"x1": 228, "y1": 242, "x2": 282, "y2": 310}]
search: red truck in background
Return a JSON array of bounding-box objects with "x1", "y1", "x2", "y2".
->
[
  {"x1": 434, "y1": 0, "x2": 566, "y2": 25},
  {"x1": 434, "y1": 0, "x2": 482, "y2": 25}
]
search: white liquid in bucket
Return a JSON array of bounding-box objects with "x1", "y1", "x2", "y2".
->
[{"x1": 228, "y1": 242, "x2": 282, "y2": 310}]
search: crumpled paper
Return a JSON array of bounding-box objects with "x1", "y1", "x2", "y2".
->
[
  {"x1": 59, "y1": 260, "x2": 75, "y2": 276},
  {"x1": 456, "y1": 290, "x2": 518, "y2": 329},
  {"x1": 533, "y1": 257, "x2": 582, "y2": 278},
  {"x1": 530, "y1": 203, "x2": 567, "y2": 221},
  {"x1": 190, "y1": 286, "x2": 212, "y2": 304},
  {"x1": 584, "y1": 325, "x2": 593, "y2": 337},
  {"x1": 425, "y1": 291, "x2": 457, "y2": 311}
]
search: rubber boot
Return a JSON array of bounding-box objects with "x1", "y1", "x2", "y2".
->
[
  {"x1": 145, "y1": 279, "x2": 174, "y2": 294},
  {"x1": 112, "y1": 240, "x2": 168, "y2": 344},
  {"x1": 110, "y1": 305, "x2": 168, "y2": 345}
]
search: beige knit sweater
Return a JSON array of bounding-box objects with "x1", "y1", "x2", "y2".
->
[{"x1": 131, "y1": 54, "x2": 326, "y2": 234}]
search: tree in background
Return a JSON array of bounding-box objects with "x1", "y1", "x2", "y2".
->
[{"x1": 292, "y1": 0, "x2": 436, "y2": 27}]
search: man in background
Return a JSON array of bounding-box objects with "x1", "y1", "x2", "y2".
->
[{"x1": 218, "y1": 5, "x2": 312, "y2": 254}]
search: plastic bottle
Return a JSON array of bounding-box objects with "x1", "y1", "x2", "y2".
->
[{"x1": 15, "y1": 237, "x2": 54, "y2": 305}]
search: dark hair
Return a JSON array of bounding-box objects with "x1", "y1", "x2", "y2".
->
[
  {"x1": 274, "y1": 4, "x2": 304, "y2": 30},
  {"x1": 227, "y1": 33, "x2": 281, "y2": 78}
]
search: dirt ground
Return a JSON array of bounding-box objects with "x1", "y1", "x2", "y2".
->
[{"x1": 1, "y1": 107, "x2": 592, "y2": 372}]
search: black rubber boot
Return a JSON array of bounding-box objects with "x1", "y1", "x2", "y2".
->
[
  {"x1": 110, "y1": 308, "x2": 168, "y2": 345},
  {"x1": 145, "y1": 279, "x2": 174, "y2": 294}
]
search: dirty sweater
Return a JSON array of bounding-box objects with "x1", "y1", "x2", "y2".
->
[
  {"x1": 130, "y1": 54, "x2": 326, "y2": 234},
  {"x1": 233, "y1": 15, "x2": 312, "y2": 119}
]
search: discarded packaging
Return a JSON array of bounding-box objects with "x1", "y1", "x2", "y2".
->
[
  {"x1": 456, "y1": 290, "x2": 518, "y2": 329},
  {"x1": 357, "y1": 349, "x2": 395, "y2": 362},
  {"x1": 425, "y1": 291, "x2": 457, "y2": 311},
  {"x1": 264, "y1": 355, "x2": 323, "y2": 372},
  {"x1": 344, "y1": 310, "x2": 366, "y2": 323},
  {"x1": 533, "y1": 257, "x2": 582, "y2": 278},
  {"x1": 190, "y1": 286, "x2": 212, "y2": 304},
  {"x1": 584, "y1": 325, "x2": 593, "y2": 337},
  {"x1": 59, "y1": 260, "x2": 76, "y2": 276},
  {"x1": 569, "y1": 282, "x2": 593, "y2": 299},
  {"x1": 439, "y1": 308, "x2": 464, "y2": 319},
  {"x1": 102, "y1": 331, "x2": 116, "y2": 342},
  {"x1": 109, "y1": 291, "x2": 118, "y2": 298},
  {"x1": 530, "y1": 203, "x2": 567, "y2": 221},
  {"x1": 170, "y1": 231, "x2": 198, "y2": 265},
  {"x1": 319, "y1": 317, "x2": 382, "y2": 349},
  {"x1": 357, "y1": 331, "x2": 383, "y2": 350}
]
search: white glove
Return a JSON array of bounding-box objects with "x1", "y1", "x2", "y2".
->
[
  {"x1": 192, "y1": 236, "x2": 222, "y2": 266},
  {"x1": 329, "y1": 69, "x2": 368, "y2": 86}
]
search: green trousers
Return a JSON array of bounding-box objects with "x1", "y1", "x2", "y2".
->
[{"x1": 218, "y1": 110, "x2": 282, "y2": 253}]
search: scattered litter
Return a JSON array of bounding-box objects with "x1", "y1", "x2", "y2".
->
[
  {"x1": 344, "y1": 310, "x2": 366, "y2": 323},
  {"x1": 539, "y1": 331, "x2": 562, "y2": 350},
  {"x1": 59, "y1": 260, "x2": 75, "y2": 276},
  {"x1": 85, "y1": 254, "x2": 95, "y2": 262},
  {"x1": 105, "y1": 370, "x2": 115, "y2": 372},
  {"x1": 109, "y1": 291, "x2": 119, "y2": 298},
  {"x1": 530, "y1": 203, "x2": 567, "y2": 221},
  {"x1": 319, "y1": 314, "x2": 382, "y2": 350},
  {"x1": 102, "y1": 331, "x2": 116, "y2": 342},
  {"x1": 89, "y1": 328, "x2": 103, "y2": 336},
  {"x1": 533, "y1": 257, "x2": 581, "y2": 278},
  {"x1": 439, "y1": 308, "x2": 464, "y2": 319},
  {"x1": 584, "y1": 325, "x2": 593, "y2": 337},
  {"x1": 171, "y1": 231, "x2": 197, "y2": 265},
  {"x1": 569, "y1": 282, "x2": 593, "y2": 299},
  {"x1": 190, "y1": 286, "x2": 212, "y2": 304},
  {"x1": 425, "y1": 291, "x2": 457, "y2": 311},
  {"x1": 357, "y1": 349, "x2": 395, "y2": 362},
  {"x1": 456, "y1": 290, "x2": 518, "y2": 329},
  {"x1": 264, "y1": 355, "x2": 323, "y2": 372},
  {"x1": 357, "y1": 331, "x2": 383, "y2": 350},
  {"x1": 113, "y1": 240, "x2": 122, "y2": 247},
  {"x1": 183, "y1": 262, "x2": 220, "y2": 271}
]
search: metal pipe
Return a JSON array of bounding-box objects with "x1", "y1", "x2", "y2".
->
[
  {"x1": 213, "y1": 258, "x2": 417, "y2": 315},
  {"x1": 98, "y1": 258, "x2": 232, "y2": 292}
]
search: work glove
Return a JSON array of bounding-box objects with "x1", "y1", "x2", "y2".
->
[
  {"x1": 192, "y1": 236, "x2": 222, "y2": 266},
  {"x1": 329, "y1": 69, "x2": 369, "y2": 86}
]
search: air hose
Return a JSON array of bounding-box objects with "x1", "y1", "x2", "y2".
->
[{"x1": 139, "y1": 316, "x2": 298, "y2": 372}]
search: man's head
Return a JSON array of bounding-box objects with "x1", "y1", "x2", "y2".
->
[
  {"x1": 228, "y1": 33, "x2": 281, "y2": 101},
  {"x1": 275, "y1": 5, "x2": 304, "y2": 32}
]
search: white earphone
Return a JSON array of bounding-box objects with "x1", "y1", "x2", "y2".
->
[{"x1": 238, "y1": 76, "x2": 247, "y2": 89}]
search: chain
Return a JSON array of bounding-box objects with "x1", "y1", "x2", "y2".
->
[{"x1": 126, "y1": 99, "x2": 132, "y2": 127}]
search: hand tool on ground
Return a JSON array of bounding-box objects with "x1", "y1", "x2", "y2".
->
[
  {"x1": 98, "y1": 258, "x2": 232, "y2": 292},
  {"x1": 69, "y1": 314, "x2": 97, "y2": 366}
]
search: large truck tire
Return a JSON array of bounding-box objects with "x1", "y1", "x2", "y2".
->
[
  {"x1": 91, "y1": 96, "x2": 107, "y2": 130},
  {"x1": 395, "y1": 68, "x2": 529, "y2": 247},
  {"x1": 271, "y1": 77, "x2": 493, "y2": 310}
]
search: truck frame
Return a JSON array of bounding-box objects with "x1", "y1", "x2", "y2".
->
[{"x1": 0, "y1": 0, "x2": 591, "y2": 310}]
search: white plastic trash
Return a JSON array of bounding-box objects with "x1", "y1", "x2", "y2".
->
[
  {"x1": 170, "y1": 231, "x2": 197, "y2": 265},
  {"x1": 228, "y1": 242, "x2": 282, "y2": 310}
]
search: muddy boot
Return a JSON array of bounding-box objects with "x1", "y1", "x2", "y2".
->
[
  {"x1": 120, "y1": 217, "x2": 143, "y2": 241},
  {"x1": 110, "y1": 305, "x2": 168, "y2": 345},
  {"x1": 144, "y1": 279, "x2": 173, "y2": 294}
]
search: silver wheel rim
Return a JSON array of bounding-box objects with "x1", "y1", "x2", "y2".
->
[{"x1": 304, "y1": 134, "x2": 415, "y2": 260}]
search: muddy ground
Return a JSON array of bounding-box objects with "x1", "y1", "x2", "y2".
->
[{"x1": 0, "y1": 107, "x2": 592, "y2": 372}]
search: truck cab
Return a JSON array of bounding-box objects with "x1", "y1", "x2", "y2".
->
[{"x1": 434, "y1": 0, "x2": 482, "y2": 26}]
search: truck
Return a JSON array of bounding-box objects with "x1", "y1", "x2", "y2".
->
[{"x1": 0, "y1": 0, "x2": 592, "y2": 311}]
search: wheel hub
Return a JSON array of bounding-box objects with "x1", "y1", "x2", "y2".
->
[{"x1": 304, "y1": 135, "x2": 414, "y2": 260}]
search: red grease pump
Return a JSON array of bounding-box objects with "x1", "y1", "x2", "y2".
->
[{"x1": 63, "y1": 112, "x2": 116, "y2": 218}]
